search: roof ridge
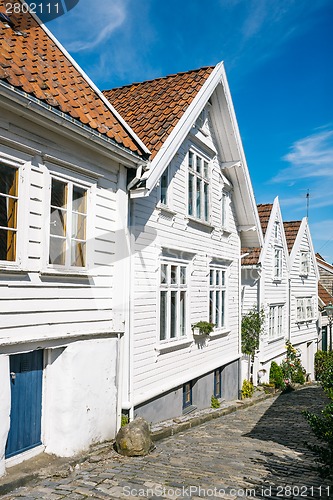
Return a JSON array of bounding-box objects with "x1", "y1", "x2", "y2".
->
[{"x1": 104, "y1": 65, "x2": 215, "y2": 92}]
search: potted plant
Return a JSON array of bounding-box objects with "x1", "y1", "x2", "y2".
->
[{"x1": 192, "y1": 321, "x2": 215, "y2": 336}]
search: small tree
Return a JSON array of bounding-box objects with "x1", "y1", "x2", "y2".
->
[{"x1": 241, "y1": 306, "x2": 265, "y2": 382}]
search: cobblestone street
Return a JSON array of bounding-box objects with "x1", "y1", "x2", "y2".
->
[{"x1": 2, "y1": 386, "x2": 333, "y2": 499}]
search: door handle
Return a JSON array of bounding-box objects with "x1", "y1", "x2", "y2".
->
[{"x1": 10, "y1": 372, "x2": 16, "y2": 381}]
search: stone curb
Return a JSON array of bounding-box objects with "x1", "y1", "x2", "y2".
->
[{"x1": 151, "y1": 393, "x2": 275, "y2": 442}]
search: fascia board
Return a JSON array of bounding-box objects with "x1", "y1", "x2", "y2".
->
[
  {"x1": 21, "y1": 1, "x2": 150, "y2": 157},
  {"x1": 289, "y1": 218, "x2": 319, "y2": 280},
  {"x1": 217, "y1": 66, "x2": 263, "y2": 246},
  {"x1": 259, "y1": 198, "x2": 276, "y2": 264},
  {"x1": 303, "y1": 219, "x2": 320, "y2": 280},
  {"x1": 145, "y1": 62, "x2": 225, "y2": 191}
]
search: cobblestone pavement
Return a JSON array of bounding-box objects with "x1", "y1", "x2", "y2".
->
[{"x1": 2, "y1": 386, "x2": 333, "y2": 499}]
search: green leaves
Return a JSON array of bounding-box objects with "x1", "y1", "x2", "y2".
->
[{"x1": 241, "y1": 306, "x2": 265, "y2": 356}]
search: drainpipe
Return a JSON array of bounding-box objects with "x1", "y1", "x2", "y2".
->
[{"x1": 288, "y1": 278, "x2": 291, "y2": 341}]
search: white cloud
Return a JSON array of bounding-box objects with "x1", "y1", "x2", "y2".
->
[
  {"x1": 48, "y1": 0, "x2": 128, "y2": 52},
  {"x1": 272, "y1": 129, "x2": 333, "y2": 183}
]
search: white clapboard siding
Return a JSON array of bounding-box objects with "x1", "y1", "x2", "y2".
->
[{"x1": 131, "y1": 128, "x2": 241, "y2": 401}]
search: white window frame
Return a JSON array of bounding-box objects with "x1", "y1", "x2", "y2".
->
[
  {"x1": 47, "y1": 173, "x2": 91, "y2": 272},
  {"x1": 209, "y1": 266, "x2": 227, "y2": 330},
  {"x1": 0, "y1": 156, "x2": 26, "y2": 270},
  {"x1": 300, "y1": 251, "x2": 310, "y2": 276},
  {"x1": 159, "y1": 259, "x2": 188, "y2": 342},
  {"x1": 273, "y1": 247, "x2": 283, "y2": 280},
  {"x1": 187, "y1": 149, "x2": 210, "y2": 223},
  {"x1": 274, "y1": 221, "x2": 279, "y2": 241},
  {"x1": 159, "y1": 164, "x2": 170, "y2": 207},
  {"x1": 268, "y1": 304, "x2": 284, "y2": 340},
  {"x1": 296, "y1": 297, "x2": 314, "y2": 322}
]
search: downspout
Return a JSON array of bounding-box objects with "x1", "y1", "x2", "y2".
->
[
  {"x1": 238, "y1": 244, "x2": 243, "y2": 399},
  {"x1": 288, "y1": 278, "x2": 291, "y2": 341}
]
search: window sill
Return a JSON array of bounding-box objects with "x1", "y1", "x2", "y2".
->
[
  {"x1": 155, "y1": 338, "x2": 193, "y2": 354},
  {"x1": 186, "y1": 216, "x2": 214, "y2": 232},
  {"x1": 41, "y1": 269, "x2": 92, "y2": 278},
  {"x1": 209, "y1": 328, "x2": 230, "y2": 339},
  {"x1": 182, "y1": 404, "x2": 197, "y2": 415},
  {"x1": 156, "y1": 204, "x2": 177, "y2": 219},
  {"x1": 267, "y1": 336, "x2": 284, "y2": 344},
  {"x1": 296, "y1": 319, "x2": 313, "y2": 325}
]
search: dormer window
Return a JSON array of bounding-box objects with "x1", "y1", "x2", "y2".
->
[
  {"x1": 0, "y1": 164, "x2": 18, "y2": 262},
  {"x1": 274, "y1": 221, "x2": 279, "y2": 240},
  {"x1": 300, "y1": 251, "x2": 310, "y2": 276}
]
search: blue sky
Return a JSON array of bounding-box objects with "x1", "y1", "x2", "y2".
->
[{"x1": 47, "y1": 0, "x2": 333, "y2": 263}]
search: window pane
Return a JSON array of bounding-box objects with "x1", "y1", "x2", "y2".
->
[
  {"x1": 0, "y1": 229, "x2": 16, "y2": 261},
  {"x1": 180, "y1": 266, "x2": 186, "y2": 285},
  {"x1": 171, "y1": 265, "x2": 177, "y2": 284},
  {"x1": 221, "y1": 271, "x2": 225, "y2": 286},
  {"x1": 209, "y1": 291, "x2": 214, "y2": 324},
  {"x1": 73, "y1": 186, "x2": 87, "y2": 214},
  {"x1": 196, "y1": 177, "x2": 201, "y2": 219},
  {"x1": 221, "y1": 291, "x2": 225, "y2": 327},
  {"x1": 161, "y1": 264, "x2": 167, "y2": 284},
  {"x1": 0, "y1": 165, "x2": 17, "y2": 196},
  {"x1": 160, "y1": 291, "x2": 167, "y2": 340},
  {"x1": 171, "y1": 291, "x2": 177, "y2": 338},
  {"x1": 180, "y1": 291, "x2": 186, "y2": 336},
  {"x1": 210, "y1": 269, "x2": 214, "y2": 286},
  {"x1": 49, "y1": 236, "x2": 66, "y2": 265},
  {"x1": 160, "y1": 168, "x2": 168, "y2": 205},
  {"x1": 196, "y1": 156, "x2": 201, "y2": 174},
  {"x1": 72, "y1": 213, "x2": 86, "y2": 240},
  {"x1": 216, "y1": 270, "x2": 220, "y2": 286},
  {"x1": 215, "y1": 291, "x2": 220, "y2": 328},
  {"x1": 204, "y1": 161, "x2": 208, "y2": 178},
  {"x1": 188, "y1": 152, "x2": 193, "y2": 169},
  {"x1": 51, "y1": 179, "x2": 67, "y2": 208},
  {"x1": 50, "y1": 207, "x2": 66, "y2": 237},
  {"x1": 204, "y1": 183, "x2": 209, "y2": 221},
  {"x1": 71, "y1": 241, "x2": 86, "y2": 267},
  {"x1": 188, "y1": 173, "x2": 193, "y2": 216},
  {"x1": 0, "y1": 197, "x2": 17, "y2": 229}
]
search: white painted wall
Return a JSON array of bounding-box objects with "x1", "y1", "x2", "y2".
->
[
  {"x1": 44, "y1": 339, "x2": 118, "y2": 457},
  {"x1": 130, "y1": 120, "x2": 242, "y2": 408}
]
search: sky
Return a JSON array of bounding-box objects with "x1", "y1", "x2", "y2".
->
[{"x1": 46, "y1": 0, "x2": 333, "y2": 263}]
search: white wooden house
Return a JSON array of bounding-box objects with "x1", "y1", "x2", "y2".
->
[
  {"x1": 241, "y1": 197, "x2": 319, "y2": 384},
  {"x1": 284, "y1": 218, "x2": 319, "y2": 378},
  {"x1": 104, "y1": 62, "x2": 263, "y2": 423},
  {"x1": 316, "y1": 254, "x2": 333, "y2": 351},
  {"x1": 0, "y1": 6, "x2": 148, "y2": 474},
  {"x1": 241, "y1": 197, "x2": 289, "y2": 384}
]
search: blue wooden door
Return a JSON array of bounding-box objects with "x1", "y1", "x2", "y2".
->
[{"x1": 5, "y1": 350, "x2": 43, "y2": 458}]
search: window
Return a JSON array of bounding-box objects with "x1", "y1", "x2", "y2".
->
[
  {"x1": 49, "y1": 178, "x2": 88, "y2": 268},
  {"x1": 0, "y1": 164, "x2": 18, "y2": 262},
  {"x1": 274, "y1": 221, "x2": 279, "y2": 240},
  {"x1": 183, "y1": 381, "x2": 192, "y2": 409},
  {"x1": 273, "y1": 247, "x2": 282, "y2": 280},
  {"x1": 188, "y1": 150, "x2": 209, "y2": 222},
  {"x1": 268, "y1": 304, "x2": 284, "y2": 340},
  {"x1": 296, "y1": 297, "x2": 314, "y2": 322},
  {"x1": 214, "y1": 368, "x2": 222, "y2": 398},
  {"x1": 209, "y1": 267, "x2": 226, "y2": 329},
  {"x1": 160, "y1": 165, "x2": 169, "y2": 206},
  {"x1": 300, "y1": 251, "x2": 310, "y2": 276},
  {"x1": 159, "y1": 261, "x2": 187, "y2": 341},
  {"x1": 221, "y1": 191, "x2": 228, "y2": 229}
]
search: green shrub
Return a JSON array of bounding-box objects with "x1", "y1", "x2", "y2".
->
[
  {"x1": 280, "y1": 340, "x2": 306, "y2": 385},
  {"x1": 241, "y1": 379, "x2": 254, "y2": 399},
  {"x1": 303, "y1": 353, "x2": 333, "y2": 477},
  {"x1": 121, "y1": 414, "x2": 129, "y2": 427},
  {"x1": 315, "y1": 350, "x2": 333, "y2": 382},
  {"x1": 211, "y1": 395, "x2": 221, "y2": 408},
  {"x1": 269, "y1": 361, "x2": 284, "y2": 388}
]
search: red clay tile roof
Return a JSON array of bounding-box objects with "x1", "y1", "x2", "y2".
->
[
  {"x1": 0, "y1": 5, "x2": 143, "y2": 156},
  {"x1": 283, "y1": 220, "x2": 302, "y2": 253},
  {"x1": 257, "y1": 204, "x2": 273, "y2": 236},
  {"x1": 241, "y1": 247, "x2": 261, "y2": 266},
  {"x1": 318, "y1": 282, "x2": 333, "y2": 307},
  {"x1": 103, "y1": 66, "x2": 215, "y2": 159}
]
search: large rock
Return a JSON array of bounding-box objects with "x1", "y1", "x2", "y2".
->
[{"x1": 115, "y1": 417, "x2": 154, "y2": 457}]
